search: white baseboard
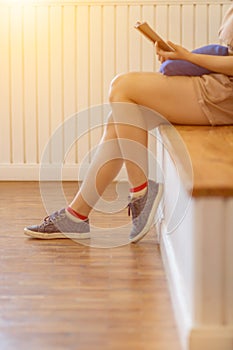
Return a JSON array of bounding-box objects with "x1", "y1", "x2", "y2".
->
[
  {"x1": 0, "y1": 164, "x2": 39, "y2": 181},
  {"x1": 0, "y1": 164, "x2": 81, "y2": 181},
  {"x1": 0, "y1": 164, "x2": 128, "y2": 181}
]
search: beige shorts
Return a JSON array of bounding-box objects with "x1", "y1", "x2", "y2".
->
[{"x1": 193, "y1": 73, "x2": 233, "y2": 126}]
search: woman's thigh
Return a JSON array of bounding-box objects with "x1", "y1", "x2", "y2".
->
[{"x1": 111, "y1": 72, "x2": 210, "y2": 125}]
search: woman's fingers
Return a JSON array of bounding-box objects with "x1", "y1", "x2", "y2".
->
[
  {"x1": 159, "y1": 56, "x2": 166, "y2": 63},
  {"x1": 155, "y1": 42, "x2": 166, "y2": 62},
  {"x1": 155, "y1": 41, "x2": 170, "y2": 60},
  {"x1": 155, "y1": 41, "x2": 190, "y2": 61}
]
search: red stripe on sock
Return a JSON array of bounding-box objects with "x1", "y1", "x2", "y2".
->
[
  {"x1": 130, "y1": 181, "x2": 148, "y2": 193},
  {"x1": 67, "y1": 207, "x2": 88, "y2": 221}
]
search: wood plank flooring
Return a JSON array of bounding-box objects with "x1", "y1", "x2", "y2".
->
[{"x1": 0, "y1": 182, "x2": 181, "y2": 350}]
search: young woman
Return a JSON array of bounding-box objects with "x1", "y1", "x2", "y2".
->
[{"x1": 24, "y1": 5, "x2": 233, "y2": 243}]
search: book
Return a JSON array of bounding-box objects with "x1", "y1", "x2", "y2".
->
[{"x1": 134, "y1": 21, "x2": 174, "y2": 52}]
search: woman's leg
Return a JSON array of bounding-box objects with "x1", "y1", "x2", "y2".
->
[
  {"x1": 71, "y1": 72, "x2": 209, "y2": 214},
  {"x1": 107, "y1": 72, "x2": 210, "y2": 188},
  {"x1": 110, "y1": 102, "x2": 149, "y2": 189},
  {"x1": 25, "y1": 72, "x2": 211, "y2": 239},
  {"x1": 69, "y1": 114, "x2": 124, "y2": 216},
  {"x1": 109, "y1": 72, "x2": 209, "y2": 124}
]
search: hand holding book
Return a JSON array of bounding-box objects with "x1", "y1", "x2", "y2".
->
[{"x1": 134, "y1": 21, "x2": 229, "y2": 76}]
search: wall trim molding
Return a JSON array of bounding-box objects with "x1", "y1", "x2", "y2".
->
[
  {"x1": 0, "y1": 0, "x2": 231, "y2": 7},
  {"x1": 0, "y1": 164, "x2": 128, "y2": 181}
]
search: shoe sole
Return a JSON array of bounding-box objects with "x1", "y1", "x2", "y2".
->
[
  {"x1": 24, "y1": 228, "x2": 91, "y2": 240},
  {"x1": 130, "y1": 183, "x2": 163, "y2": 243}
]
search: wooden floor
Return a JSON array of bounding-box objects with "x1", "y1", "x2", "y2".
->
[{"x1": 0, "y1": 182, "x2": 181, "y2": 350}]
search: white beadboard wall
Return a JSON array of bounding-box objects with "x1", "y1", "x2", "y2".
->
[{"x1": 0, "y1": 1, "x2": 231, "y2": 180}]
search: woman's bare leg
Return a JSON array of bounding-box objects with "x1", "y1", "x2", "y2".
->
[
  {"x1": 109, "y1": 72, "x2": 209, "y2": 124},
  {"x1": 25, "y1": 71, "x2": 212, "y2": 239},
  {"x1": 70, "y1": 72, "x2": 210, "y2": 215},
  {"x1": 108, "y1": 71, "x2": 210, "y2": 187},
  {"x1": 110, "y1": 102, "x2": 149, "y2": 188},
  {"x1": 69, "y1": 115, "x2": 124, "y2": 216}
]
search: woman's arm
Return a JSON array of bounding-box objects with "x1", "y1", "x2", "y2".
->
[{"x1": 156, "y1": 41, "x2": 233, "y2": 76}]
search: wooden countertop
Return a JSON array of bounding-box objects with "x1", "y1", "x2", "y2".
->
[{"x1": 159, "y1": 125, "x2": 233, "y2": 197}]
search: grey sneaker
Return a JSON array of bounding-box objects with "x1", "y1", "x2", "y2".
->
[
  {"x1": 128, "y1": 180, "x2": 163, "y2": 243},
  {"x1": 24, "y1": 208, "x2": 90, "y2": 239}
]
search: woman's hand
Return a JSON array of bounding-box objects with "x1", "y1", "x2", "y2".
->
[
  {"x1": 156, "y1": 41, "x2": 233, "y2": 76},
  {"x1": 155, "y1": 41, "x2": 191, "y2": 62}
]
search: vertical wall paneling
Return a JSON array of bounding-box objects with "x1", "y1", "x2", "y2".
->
[
  {"x1": 155, "y1": 5, "x2": 168, "y2": 72},
  {"x1": 181, "y1": 5, "x2": 195, "y2": 49},
  {"x1": 89, "y1": 5, "x2": 103, "y2": 156},
  {"x1": 0, "y1": 1, "x2": 231, "y2": 179},
  {"x1": 209, "y1": 4, "x2": 222, "y2": 44},
  {"x1": 141, "y1": 5, "x2": 157, "y2": 178},
  {"x1": 169, "y1": 5, "x2": 181, "y2": 44},
  {"x1": 23, "y1": 5, "x2": 37, "y2": 164},
  {"x1": 195, "y1": 5, "x2": 208, "y2": 47},
  {"x1": 50, "y1": 5, "x2": 63, "y2": 164},
  {"x1": 10, "y1": 5, "x2": 24, "y2": 163},
  {"x1": 129, "y1": 5, "x2": 141, "y2": 72},
  {"x1": 155, "y1": 5, "x2": 168, "y2": 39},
  {"x1": 36, "y1": 6, "x2": 50, "y2": 164},
  {"x1": 142, "y1": 5, "x2": 154, "y2": 71},
  {"x1": 76, "y1": 5, "x2": 90, "y2": 165},
  {"x1": 63, "y1": 5, "x2": 76, "y2": 164},
  {"x1": 103, "y1": 5, "x2": 115, "y2": 104},
  {"x1": 116, "y1": 5, "x2": 129, "y2": 75},
  {"x1": 222, "y1": 3, "x2": 231, "y2": 19},
  {"x1": 0, "y1": 7, "x2": 11, "y2": 164}
]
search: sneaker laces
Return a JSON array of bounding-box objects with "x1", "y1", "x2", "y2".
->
[
  {"x1": 127, "y1": 201, "x2": 138, "y2": 219},
  {"x1": 41, "y1": 210, "x2": 61, "y2": 227},
  {"x1": 40, "y1": 216, "x2": 53, "y2": 228},
  {"x1": 127, "y1": 197, "x2": 144, "y2": 219}
]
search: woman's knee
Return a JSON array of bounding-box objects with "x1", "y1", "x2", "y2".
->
[{"x1": 109, "y1": 73, "x2": 135, "y2": 103}]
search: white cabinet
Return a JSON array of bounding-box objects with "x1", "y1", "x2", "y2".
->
[{"x1": 157, "y1": 126, "x2": 233, "y2": 350}]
